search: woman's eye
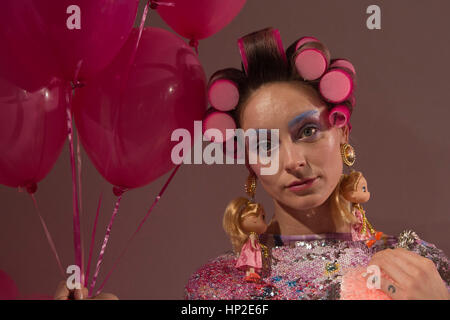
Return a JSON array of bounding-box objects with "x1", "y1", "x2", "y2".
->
[
  {"x1": 297, "y1": 126, "x2": 318, "y2": 140},
  {"x1": 257, "y1": 140, "x2": 272, "y2": 152}
]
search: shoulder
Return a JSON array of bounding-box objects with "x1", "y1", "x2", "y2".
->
[{"x1": 184, "y1": 251, "x2": 243, "y2": 300}]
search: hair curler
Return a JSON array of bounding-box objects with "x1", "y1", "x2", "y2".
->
[
  {"x1": 293, "y1": 39, "x2": 330, "y2": 81},
  {"x1": 319, "y1": 67, "x2": 354, "y2": 103},
  {"x1": 203, "y1": 109, "x2": 236, "y2": 143}
]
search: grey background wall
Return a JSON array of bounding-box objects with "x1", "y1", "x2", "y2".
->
[{"x1": 1, "y1": 0, "x2": 449, "y2": 299}]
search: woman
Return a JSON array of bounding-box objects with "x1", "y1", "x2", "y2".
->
[
  {"x1": 184, "y1": 27, "x2": 449, "y2": 300},
  {"x1": 54, "y1": 27, "x2": 449, "y2": 301}
]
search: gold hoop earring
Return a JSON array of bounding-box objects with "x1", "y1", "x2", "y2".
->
[
  {"x1": 244, "y1": 172, "x2": 257, "y2": 200},
  {"x1": 340, "y1": 143, "x2": 355, "y2": 167}
]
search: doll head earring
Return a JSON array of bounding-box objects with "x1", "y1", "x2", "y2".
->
[
  {"x1": 222, "y1": 197, "x2": 268, "y2": 283},
  {"x1": 341, "y1": 170, "x2": 384, "y2": 247}
]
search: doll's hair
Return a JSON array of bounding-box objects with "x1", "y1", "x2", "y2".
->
[
  {"x1": 331, "y1": 171, "x2": 362, "y2": 227},
  {"x1": 222, "y1": 197, "x2": 263, "y2": 255}
]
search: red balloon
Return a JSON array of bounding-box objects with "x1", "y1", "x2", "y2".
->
[
  {"x1": 30, "y1": 0, "x2": 139, "y2": 81},
  {"x1": 73, "y1": 27, "x2": 207, "y2": 189},
  {"x1": 0, "y1": 270, "x2": 19, "y2": 300},
  {"x1": 0, "y1": 77, "x2": 69, "y2": 189},
  {"x1": 157, "y1": 0, "x2": 246, "y2": 41},
  {"x1": 0, "y1": 1, "x2": 61, "y2": 92}
]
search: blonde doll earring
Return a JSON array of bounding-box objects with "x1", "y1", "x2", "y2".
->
[
  {"x1": 244, "y1": 172, "x2": 257, "y2": 201},
  {"x1": 341, "y1": 143, "x2": 355, "y2": 166}
]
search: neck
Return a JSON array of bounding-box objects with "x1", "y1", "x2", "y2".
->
[{"x1": 265, "y1": 194, "x2": 351, "y2": 235}]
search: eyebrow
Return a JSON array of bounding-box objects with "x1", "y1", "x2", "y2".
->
[{"x1": 288, "y1": 110, "x2": 318, "y2": 129}]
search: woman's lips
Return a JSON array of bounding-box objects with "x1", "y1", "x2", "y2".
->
[{"x1": 287, "y1": 177, "x2": 317, "y2": 192}]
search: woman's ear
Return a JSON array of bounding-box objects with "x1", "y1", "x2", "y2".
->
[{"x1": 340, "y1": 124, "x2": 350, "y2": 144}]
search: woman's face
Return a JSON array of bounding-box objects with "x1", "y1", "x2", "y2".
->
[{"x1": 241, "y1": 81, "x2": 349, "y2": 212}]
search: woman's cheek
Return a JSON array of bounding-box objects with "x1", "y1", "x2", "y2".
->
[{"x1": 312, "y1": 131, "x2": 339, "y2": 165}]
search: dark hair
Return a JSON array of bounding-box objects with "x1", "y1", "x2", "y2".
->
[{"x1": 207, "y1": 27, "x2": 354, "y2": 128}]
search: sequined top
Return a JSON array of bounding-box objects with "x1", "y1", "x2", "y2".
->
[{"x1": 184, "y1": 232, "x2": 450, "y2": 300}]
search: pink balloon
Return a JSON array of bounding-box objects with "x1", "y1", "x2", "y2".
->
[
  {"x1": 0, "y1": 270, "x2": 19, "y2": 300},
  {"x1": 0, "y1": 77, "x2": 69, "y2": 189},
  {"x1": 73, "y1": 27, "x2": 207, "y2": 189},
  {"x1": 0, "y1": 1, "x2": 61, "y2": 92},
  {"x1": 31, "y1": 0, "x2": 139, "y2": 81},
  {"x1": 157, "y1": 0, "x2": 246, "y2": 41}
]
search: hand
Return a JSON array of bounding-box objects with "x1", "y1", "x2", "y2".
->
[
  {"x1": 53, "y1": 280, "x2": 119, "y2": 300},
  {"x1": 367, "y1": 248, "x2": 449, "y2": 300}
]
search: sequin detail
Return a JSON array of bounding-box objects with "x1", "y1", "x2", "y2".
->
[{"x1": 184, "y1": 233, "x2": 450, "y2": 300}]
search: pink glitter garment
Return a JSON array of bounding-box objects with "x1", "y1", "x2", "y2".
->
[
  {"x1": 235, "y1": 237, "x2": 262, "y2": 272},
  {"x1": 184, "y1": 232, "x2": 450, "y2": 300}
]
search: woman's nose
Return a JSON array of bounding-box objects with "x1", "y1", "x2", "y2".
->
[{"x1": 283, "y1": 143, "x2": 306, "y2": 174}]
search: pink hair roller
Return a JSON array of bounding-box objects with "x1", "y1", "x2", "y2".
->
[
  {"x1": 328, "y1": 105, "x2": 350, "y2": 128},
  {"x1": 319, "y1": 67, "x2": 354, "y2": 103},
  {"x1": 272, "y1": 28, "x2": 287, "y2": 65},
  {"x1": 330, "y1": 59, "x2": 356, "y2": 75},
  {"x1": 295, "y1": 36, "x2": 320, "y2": 51},
  {"x1": 237, "y1": 37, "x2": 249, "y2": 75},
  {"x1": 208, "y1": 78, "x2": 240, "y2": 111},
  {"x1": 294, "y1": 41, "x2": 331, "y2": 81},
  {"x1": 238, "y1": 28, "x2": 287, "y2": 75},
  {"x1": 203, "y1": 109, "x2": 236, "y2": 143}
]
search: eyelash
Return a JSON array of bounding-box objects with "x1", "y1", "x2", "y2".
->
[
  {"x1": 297, "y1": 125, "x2": 319, "y2": 140},
  {"x1": 257, "y1": 138, "x2": 275, "y2": 153},
  {"x1": 254, "y1": 123, "x2": 320, "y2": 152}
]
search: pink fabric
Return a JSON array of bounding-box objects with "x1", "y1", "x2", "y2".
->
[
  {"x1": 351, "y1": 208, "x2": 372, "y2": 241},
  {"x1": 235, "y1": 238, "x2": 262, "y2": 271},
  {"x1": 340, "y1": 267, "x2": 392, "y2": 300}
]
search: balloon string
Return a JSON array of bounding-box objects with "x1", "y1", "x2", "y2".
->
[
  {"x1": 72, "y1": 60, "x2": 84, "y2": 87},
  {"x1": 94, "y1": 164, "x2": 182, "y2": 296},
  {"x1": 65, "y1": 85, "x2": 84, "y2": 284},
  {"x1": 76, "y1": 129, "x2": 85, "y2": 285},
  {"x1": 84, "y1": 192, "x2": 103, "y2": 288},
  {"x1": 119, "y1": 0, "x2": 152, "y2": 94},
  {"x1": 89, "y1": 194, "x2": 123, "y2": 297},
  {"x1": 30, "y1": 194, "x2": 65, "y2": 278}
]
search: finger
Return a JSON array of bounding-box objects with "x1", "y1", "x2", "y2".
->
[
  {"x1": 74, "y1": 285, "x2": 89, "y2": 300},
  {"x1": 379, "y1": 275, "x2": 408, "y2": 300},
  {"x1": 73, "y1": 284, "x2": 86, "y2": 300},
  {"x1": 81, "y1": 286, "x2": 89, "y2": 299},
  {"x1": 392, "y1": 248, "x2": 435, "y2": 272},
  {"x1": 369, "y1": 250, "x2": 413, "y2": 293},
  {"x1": 92, "y1": 292, "x2": 119, "y2": 300},
  {"x1": 54, "y1": 280, "x2": 70, "y2": 300}
]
